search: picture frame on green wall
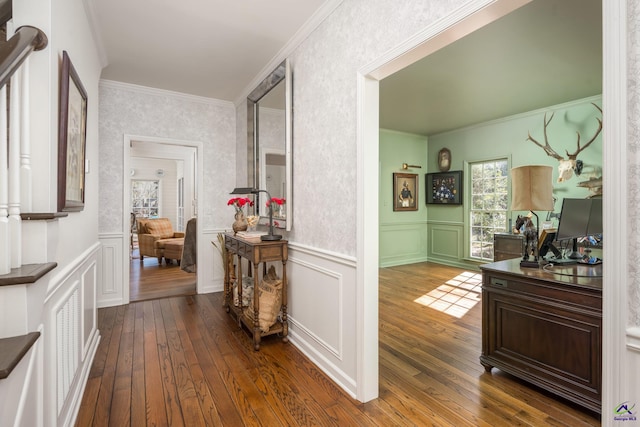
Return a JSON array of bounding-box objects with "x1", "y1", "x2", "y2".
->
[
  {"x1": 426, "y1": 171, "x2": 462, "y2": 205},
  {"x1": 393, "y1": 173, "x2": 418, "y2": 211}
]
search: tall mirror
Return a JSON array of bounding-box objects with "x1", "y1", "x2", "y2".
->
[{"x1": 247, "y1": 59, "x2": 292, "y2": 230}]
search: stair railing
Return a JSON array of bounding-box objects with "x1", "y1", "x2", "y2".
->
[{"x1": 0, "y1": 1, "x2": 48, "y2": 275}]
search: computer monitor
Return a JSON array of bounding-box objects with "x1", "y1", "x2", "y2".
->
[
  {"x1": 586, "y1": 198, "x2": 603, "y2": 236},
  {"x1": 556, "y1": 198, "x2": 592, "y2": 241},
  {"x1": 555, "y1": 198, "x2": 602, "y2": 260}
]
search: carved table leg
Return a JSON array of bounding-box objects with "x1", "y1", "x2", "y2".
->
[
  {"x1": 253, "y1": 262, "x2": 261, "y2": 351},
  {"x1": 281, "y1": 259, "x2": 289, "y2": 343},
  {"x1": 223, "y1": 252, "x2": 232, "y2": 312}
]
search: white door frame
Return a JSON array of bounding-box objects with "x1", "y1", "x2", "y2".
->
[
  {"x1": 357, "y1": 0, "x2": 625, "y2": 414},
  {"x1": 123, "y1": 134, "x2": 205, "y2": 303}
]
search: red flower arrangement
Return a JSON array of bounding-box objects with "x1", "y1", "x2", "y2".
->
[
  {"x1": 266, "y1": 197, "x2": 286, "y2": 208},
  {"x1": 227, "y1": 197, "x2": 253, "y2": 214}
]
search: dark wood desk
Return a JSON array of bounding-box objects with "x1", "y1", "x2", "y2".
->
[
  {"x1": 224, "y1": 233, "x2": 288, "y2": 350},
  {"x1": 480, "y1": 259, "x2": 602, "y2": 413}
]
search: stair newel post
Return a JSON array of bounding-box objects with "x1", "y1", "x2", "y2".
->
[
  {"x1": 0, "y1": 85, "x2": 9, "y2": 275},
  {"x1": 20, "y1": 59, "x2": 31, "y2": 212},
  {"x1": 8, "y1": 70, "x2": 21, "y2": 268}
]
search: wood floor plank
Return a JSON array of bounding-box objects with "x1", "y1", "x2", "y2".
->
[
  {"x1": 152, "y1": 299, "x2": 185, "y2": 427},
  {"x1": 178, "y1": 296, "x2": 251, "y2": 426},
  {"x1": 91, "y1": 305, "x2": 126, "y2": 426},
  {"x1": 130, "y1": 303, "x2": 146, "y2": 426},
  {"x1": 108, "y1": 305, "x2": 134, "y2": 427},
  {"x1": 77, "y1": 261, "x2": 600, "y2": 427},
  {"x1": 248, "y1": 342, "x2": 338, "y2": 426},
  {"x1": 142, "y1": 301, "x2": 169, "y2": 427},
  {"x1": 159, "y1": 298, "x2": 205, "y2": 426},
  {"x1": 170, "y1": 297, "x2": 223, "y2": 426},
  {"x1": 74, "y1": 376, "x2": 100, "y2": 425},
  {"x1": 129, "y1": 249, "x2": 196, "y2": 303},
  {"x1": 88, "y1": 306, "x2": 116, "y2": 379}
]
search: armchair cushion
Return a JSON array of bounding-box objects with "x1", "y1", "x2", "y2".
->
[{"x1": 144, "y1": 218, "x2": 175, "y2": 239}]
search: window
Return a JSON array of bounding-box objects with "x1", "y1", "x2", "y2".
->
[
  {"x1": 177, "y1": 177, "x2": 184, "y2": 231},
  {"x1": 470, "y1": 159, "x2": 508, "y2": 261},
  {"x1": 131, "y1": 180, "x2": 160, "y2": 218}
]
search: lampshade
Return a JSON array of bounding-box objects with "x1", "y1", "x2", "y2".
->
[{"x1": 511, "y1": 165, "x2": 554, "y2": 211}]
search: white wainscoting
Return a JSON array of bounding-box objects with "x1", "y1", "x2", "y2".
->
[
  {"x1": 200, "y1": 228, "x2": 227, "y2": 294},
  {"x1": 97, "y1": 233, "x2": 125, "y2": 307},
  {"x1": 43, "y1": 243, "x2": 101, "y2": 426},
  {"x1": 622, "y1": 328, "x2": 640, "y2": 417},
  {"x1": 286, "y1": 243, "x2": 358, "y2": 398},
  {"x1": 0, "y1": 244, "x2": 101, "y2": 426},
  {"x1": 379, "y1": 221, "x2": 428, "y2": 267}
]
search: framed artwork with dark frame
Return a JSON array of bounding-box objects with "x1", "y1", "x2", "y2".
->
[
  {"x1": 58, "y1": 51, "x2": 88, "y2": 212},
  {"x1": 426, "y1": 171, "x2": 463, "y2": 205},
  {"x1": 393, "y1": 173, "x2": 418, "y2": 211}
]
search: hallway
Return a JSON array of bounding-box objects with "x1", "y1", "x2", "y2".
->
[{"x1": 76, "y1": 262, "x2": 600, "y2": 426}]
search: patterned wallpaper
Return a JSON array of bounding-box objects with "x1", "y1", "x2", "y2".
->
[
  {"x1": 628, "y1": 0, "x2": 640, "y2": 325},
  {"x1": 96, "y1": 0, "x2": 640, "y2": 324},
  {"x1": 280, "y1": 0, "x2": 467, "y2": 255},
  {"x1": 277, "y1": 0, "x2": 640, "y2": 323},
  {"x1": 98, "y1": 82, "x2": 236, "y2": 232}
]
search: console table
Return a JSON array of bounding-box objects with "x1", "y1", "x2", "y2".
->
[
  {"x1": 223, "y1": 233, "x2": 288, "y2": 350},
  {"x1": 480, "y1": 259, "x2": 602, "y2": 413}
]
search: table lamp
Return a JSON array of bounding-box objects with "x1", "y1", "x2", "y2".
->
[
  {"x1": 230, "y1": 187, "x2": 282, "y2": 241},
  {"x1": 510, "y1": 165, "x2": 554, "y2": 268}
]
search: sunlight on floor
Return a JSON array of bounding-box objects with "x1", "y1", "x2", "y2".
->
[{"x1": 414, "y1": 271, "x2": 483, "y2": 318}]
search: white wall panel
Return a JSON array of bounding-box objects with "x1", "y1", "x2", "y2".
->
[
  {"x1": 43, "y1": 245, "x2": 101, "y2": 426},
  {"x1": 81, "y1": 262, "x2": 97, "y2": 359},
  {"x1": 97, "y1": 234, "x2": 124, "y2": 307},
  {"x1": 286, "y1": 244, "x2": 358, "y2": 397}
]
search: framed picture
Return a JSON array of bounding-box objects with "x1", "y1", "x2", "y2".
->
[
  {"x1": 437, "y1": 148, "x2": 451, "y2": 172},
  {"x1": 426, "y1": 171, "x2": 463, "y2": 205},
  {"x1": 58, "y1": 51, "x2": 88, "y2": 212},
  {"x1": 393, "y1": 173, "x2": 418, "y2": 211}
]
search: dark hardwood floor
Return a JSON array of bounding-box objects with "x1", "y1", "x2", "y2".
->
[
  {"x1": 76, "y1": 262, "x2": 601, "y2": 426},
  {"x1": 130, "y1": 247, "x2": 196, "y2": 302}
]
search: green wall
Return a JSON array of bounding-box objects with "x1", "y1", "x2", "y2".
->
[
  {"x1": 379, "y1": 129, "x2": 429, "y2": 267},
  {"x1": 380, "y1": 95, "x2": 603, "y2": 269}
]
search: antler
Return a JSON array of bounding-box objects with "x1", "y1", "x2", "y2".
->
[
  {"x1": 526, "y1": 112, "x2": 564, "y2": 160},
  {"x1": 565, "y1": 103, "x2": 603, "y2": 160}
]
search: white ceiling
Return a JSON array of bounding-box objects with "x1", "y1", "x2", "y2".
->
[
  {"x1": 86, "y1": 0, "x2": 332, "y2": 101},
  {"x1": 86, "y1": 0, "x2": 602, "y2": 136}
]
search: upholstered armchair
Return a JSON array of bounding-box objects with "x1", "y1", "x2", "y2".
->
[{"x1": 136, "y1": 218, "x2": 185, "y2": 264}]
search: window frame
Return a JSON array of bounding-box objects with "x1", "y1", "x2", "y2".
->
[
  {"x1": 465, "y1": 156, "x2": 511, "y2": 262},
  {"x1": 131, "y1": 179, "x2": 162, "y2": 219}
]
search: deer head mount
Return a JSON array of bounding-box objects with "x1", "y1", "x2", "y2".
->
[{"x1": 526, "y1": 103, "x2": 602, "y2": 182}]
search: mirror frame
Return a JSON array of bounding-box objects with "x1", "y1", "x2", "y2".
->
[{"x1": 247, "y1": 59, "x2": 292, "y2": 231}]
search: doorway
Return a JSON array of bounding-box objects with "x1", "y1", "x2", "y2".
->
[
  {"x1": 123, "y1": 135, "x2": 204, "y2": 304},
  {"x1": 358, "y1": 0, "x2": 612, "y2": 404}
]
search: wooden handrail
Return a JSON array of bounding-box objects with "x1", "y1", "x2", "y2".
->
[
  {"x1": 0, "y1": 0, "x2": 11, "y2": 28},
  {"x1": 0, "y1": 25, "x2": 48, "y2": 89}
]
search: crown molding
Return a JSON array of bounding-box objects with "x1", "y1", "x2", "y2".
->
[
  {"x1": 99, "y1": 79, "x2": 234, "y2": 108},
  {"x1": 233, "y1": 0, "x2": 344, "y2": 107},
  {"x1": 430, "y1": 94, "x2": 603, "y2": 138}
]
